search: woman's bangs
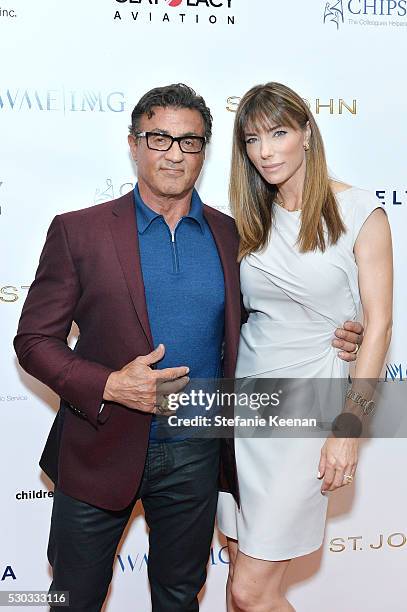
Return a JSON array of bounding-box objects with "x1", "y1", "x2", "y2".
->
[{"x1": 240, "y1": 95, "x2": 298, "y2": 141}]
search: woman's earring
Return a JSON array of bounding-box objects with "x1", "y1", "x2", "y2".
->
[{"x1": 304, "y1": 142, "x2": 310, "y2": 151}]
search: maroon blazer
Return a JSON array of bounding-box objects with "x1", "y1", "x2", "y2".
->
[{"x1": 14, "y1": 191, "x2": 242, "y2": 510}]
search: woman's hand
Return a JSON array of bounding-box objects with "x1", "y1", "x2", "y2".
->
[
  {"x1": 318, "y1": 437, "x2": 359, "y2": 494},
  {"x1": 332, "y1": 320, "x2": 364, "y2": 361}
]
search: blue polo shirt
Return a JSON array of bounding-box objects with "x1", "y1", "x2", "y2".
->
[{"x1": 134, "y1": 185, "x2": 225, "y2": 441}]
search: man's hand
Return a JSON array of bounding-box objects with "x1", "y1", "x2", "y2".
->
[
  {"x1": 103, "y1": 344, "x2": 189, "y2": 413},
  {"x1": 332, "y1": 321, "x2": 364, "y2": 362}
]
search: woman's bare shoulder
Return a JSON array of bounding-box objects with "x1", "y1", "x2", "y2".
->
[{"x1": 329, "y1": 180, "x2": 353, "y2": 194}]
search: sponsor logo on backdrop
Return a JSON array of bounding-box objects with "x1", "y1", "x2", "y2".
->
[
  {"x1": 330, "y1": 532, "x2": 407, "y2": 551},
  {"x1": 1, "y1": 566, "x2": 16, "y2": 581},
  {"x1": 384, "y1": 364, "x2": 406, "y2": 381},
  {"x1": 0, "y1": 394, "x2": 28, "y2": 402},
  {"x1": 113, "y1": 0, "x2": 235, "y2": 26},
  {"x1": 117, "y1": 553, "x2": 149, "y2": 572},
  {"x1": 209, "y1": 203, "x2": 230, "y2": 213},
  {"x1": 0, "y1": 89, "x2": 125, "y2": 113},
  {"x1": 0, "y1": 285, "x2": 30, "y2": 303},
  {"x1": 324, "y1": 1, "x2": 344, "y2": 28},
  {"x1": 323, "y1": 0, "x2": 407, "y2": 28},
  {"x1": 94, "y1": 179, "x2": 134, "y2": 204},
  {"x1": 0, "y1": 7, "x2": 17, "y2": 19},
  {"x1": 227, "y1": 96, "x2": 358, "y2": 115},
  {"x1": 376, "y1": 189, "x2": 407, "y2": 206},
  {"x1": 117, "y1": 545, "x2": 229, "y2": 573},
  {"x1": 94, "y1": 178, "x2": 231, "y2": 214},
  {"x1": 15, "y1": 489, "x2": 54, "y2": 501}
]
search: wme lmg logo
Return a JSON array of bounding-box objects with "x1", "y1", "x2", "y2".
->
[{"x1": 0, "y1": 89, "x2": 125, "y2": 113}]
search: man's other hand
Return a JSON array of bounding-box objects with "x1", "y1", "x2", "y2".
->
[{"x1": 103, "y1": 344, "x2": 189, "y2": 413}]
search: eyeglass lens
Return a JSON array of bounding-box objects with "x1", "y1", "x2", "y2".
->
[{"x1": 147, "y1": 133, "x2": 204, "y2": 153}]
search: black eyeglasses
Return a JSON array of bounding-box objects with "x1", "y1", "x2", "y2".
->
[{"x1": 135, "y1": 131, "x2": 206, "y2": 154}]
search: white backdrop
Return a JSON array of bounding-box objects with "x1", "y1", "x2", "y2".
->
[{"x1": 1, "y1": 1, "x2": 407, "y2": 610}]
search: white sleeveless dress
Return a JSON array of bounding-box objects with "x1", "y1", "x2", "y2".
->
[{"x1": 217, "y1": 188, "x2": 382, "y2": 561}]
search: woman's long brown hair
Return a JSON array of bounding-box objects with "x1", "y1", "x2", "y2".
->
[{"x1": 230, "y1": 82, "x2": 346, "y2": 260}]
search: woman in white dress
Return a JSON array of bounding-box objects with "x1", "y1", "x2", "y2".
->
[{"x1": 217, "y1": 82, "x2": 393, "y2": 611}]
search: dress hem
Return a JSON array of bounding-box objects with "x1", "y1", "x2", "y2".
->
[
  {"x1": 237, "y1": 540, "x2": 324, "y2": 562},
  {"x1": 217, "y1": 523, "x2": 324, "y2": 562}
]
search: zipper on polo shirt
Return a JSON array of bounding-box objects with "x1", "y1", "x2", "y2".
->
[{"x1": 170, "y1": 230, "x2": 180, "y2": 273}]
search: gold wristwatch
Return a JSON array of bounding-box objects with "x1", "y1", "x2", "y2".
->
[{"x1": 345, "y1": 389, "x2": 375, "y2": 416}]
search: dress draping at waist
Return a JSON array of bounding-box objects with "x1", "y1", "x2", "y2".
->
[{"x1": 236, "y1": 317, "x2": 348, "y2": 378}]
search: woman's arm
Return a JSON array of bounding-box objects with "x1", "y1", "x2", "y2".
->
[
  {"x1": 351, "y1": 208, "x2": 393, "y2": 379},
  {"x1": 319, "y1": 207, "x2": 393, "y2": 493}
]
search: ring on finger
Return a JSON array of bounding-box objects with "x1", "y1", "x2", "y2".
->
[
  {"x1": 155, "y1": 395, "x2": 169, "y2": 415},
  {"x1": 343, "y1": 473, "x2": 354, "y2": 484}
]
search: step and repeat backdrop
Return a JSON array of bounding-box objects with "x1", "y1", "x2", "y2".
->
[{"x1": 1, "y1": 1, "x2": 406, "y2": 610}]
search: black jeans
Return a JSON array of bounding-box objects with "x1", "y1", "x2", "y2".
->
[{"x1": 47, "y1": 438, "x2": 220, "y2": 612}]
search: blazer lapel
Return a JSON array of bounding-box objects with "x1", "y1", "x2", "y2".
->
[
  {"x1": 109, "y1": 191, "x2": 153, "y2": 350},
  {"x1": 203, "y1": 205, "x2": 241, "y2": 377}
]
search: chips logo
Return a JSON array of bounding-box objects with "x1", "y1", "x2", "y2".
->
[
  {"x1": 324, "y1": 1, "x2": 344, "y2": 29},
  {"x1": 323, "y1": 0, "x2": 407, "y2": 28},
  {"x1": 94, "y1": 179, "x2": 134, "y2": 204}
]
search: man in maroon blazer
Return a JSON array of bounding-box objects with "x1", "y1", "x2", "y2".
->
[{"x1": 14, "y1": 83, "x2": 362, "y2": 611}]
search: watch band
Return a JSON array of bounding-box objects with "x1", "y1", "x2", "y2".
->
[{"x1": 345, "y1": 389, "x2": 375, "y2": 416}]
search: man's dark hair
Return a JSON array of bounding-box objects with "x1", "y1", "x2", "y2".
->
[{"x1": 129, "y1": 83, "x2": 213, "y2": 142}]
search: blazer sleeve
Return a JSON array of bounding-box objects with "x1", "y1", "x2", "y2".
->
[{"x1": 14, "y1": 215, "x2": 114, "y2": 429}]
